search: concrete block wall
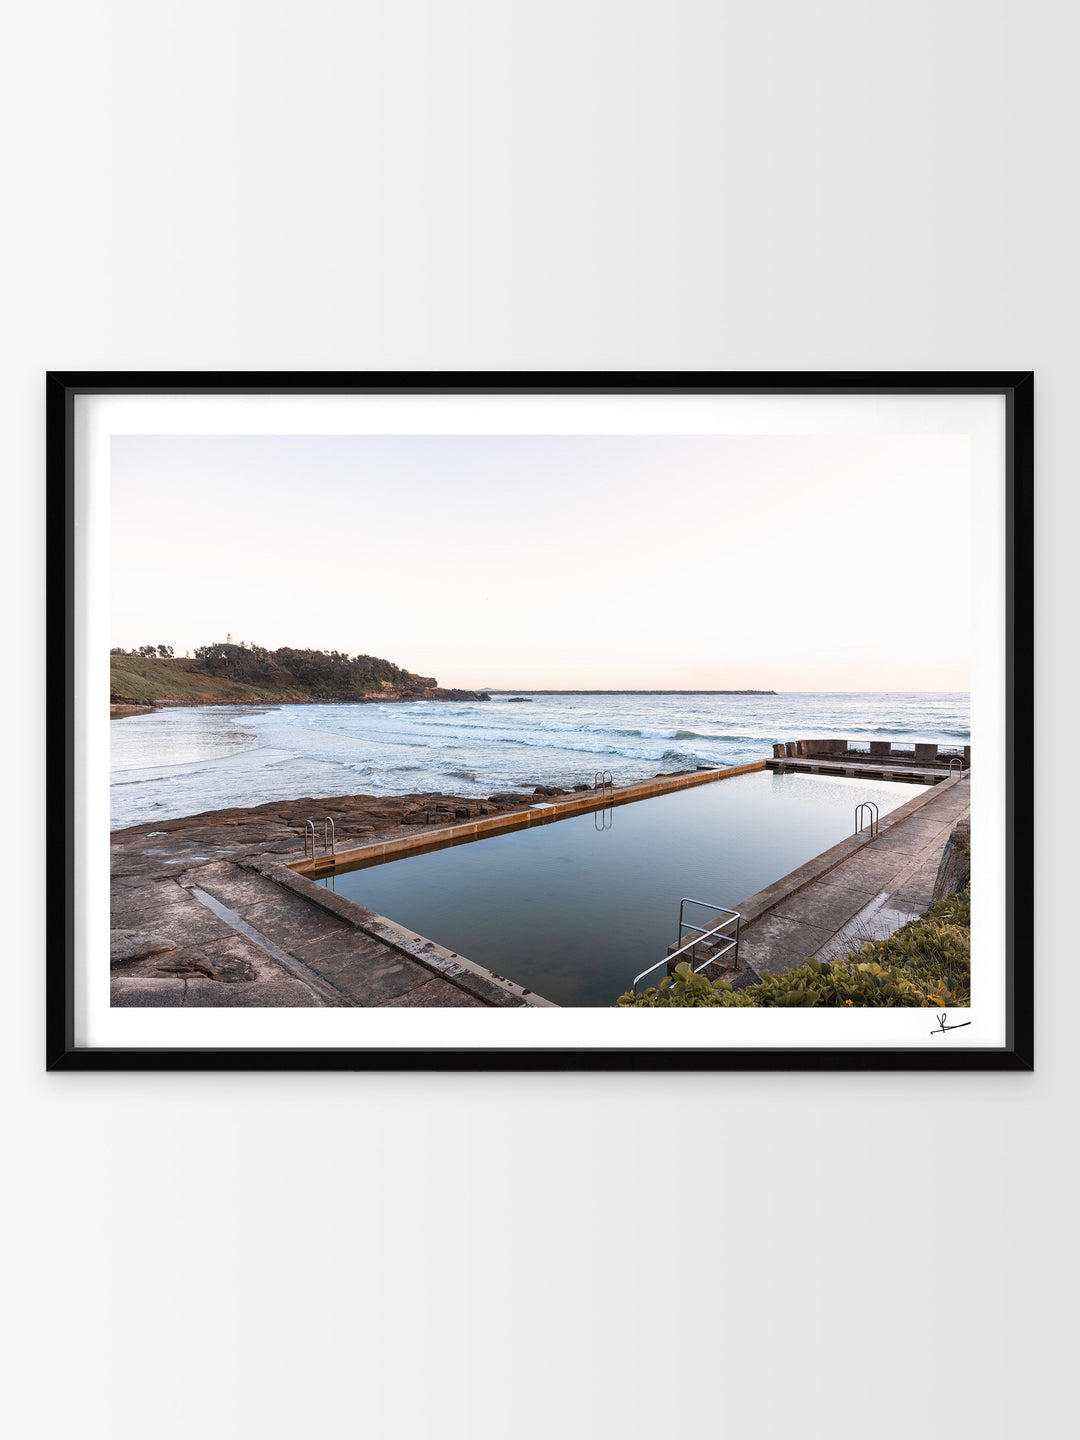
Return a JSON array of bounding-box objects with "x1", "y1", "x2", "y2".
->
[{"x1": 794, "y1": 738, "x2": 847, "y2": 757}]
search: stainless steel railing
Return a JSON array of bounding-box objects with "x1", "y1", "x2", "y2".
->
[
  {"x1": 304, "y1": 816, "x2": 336, "y2": 861},
  {"x1": 854, "y1": 801, "x2": 880, "y2": 838},
  {"x1": 631, "y1": 897, "x2": 741, "y2": 993}
]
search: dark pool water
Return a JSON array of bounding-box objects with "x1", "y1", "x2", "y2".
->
[{"x1": 330, "y1": 770, "x2": 925, "y2": 1007}]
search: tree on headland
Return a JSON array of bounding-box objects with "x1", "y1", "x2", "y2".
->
[
  {"x1": 193, "y1": 641, "x2": 283, "y2": 684},
  {"x1": 112, "y1": 639, "x2": 482, "y2": 701},
  {"x1": 188, "y1": 640, "x2": 427, "y2": 697}
]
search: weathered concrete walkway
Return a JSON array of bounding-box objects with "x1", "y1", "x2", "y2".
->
[
  {"x1": 111, "y1": 795, "x2": 554, "y2": 1007},
  {"x1": 112, "y1": 856, "x2": 547, "y2": 1007},
  {"x1": 734, "y1": 777, "x2": 970, "y2": 978}
]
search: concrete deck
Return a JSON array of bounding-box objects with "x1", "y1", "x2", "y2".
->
[
  {"x1": 733, "y1": 776, "x2": 970, "y2": 978},
  {"x1": 111, "y1": 802, "x2": 556, "y2": 1007}
]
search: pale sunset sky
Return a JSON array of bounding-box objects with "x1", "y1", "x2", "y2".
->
[{"x1": 111, "y1": 434, "x2": 971, "y2": 691}]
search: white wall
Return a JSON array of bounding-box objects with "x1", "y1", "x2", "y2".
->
[{"x1": 4, "y1": 4, "x2": 1074, "y2": 1437}]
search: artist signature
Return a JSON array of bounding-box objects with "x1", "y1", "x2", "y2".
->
[{"x1": 931, "y1": 1012, "x2": 972, "y2": 1036}]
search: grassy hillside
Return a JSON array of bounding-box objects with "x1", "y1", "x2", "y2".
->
[
  {"x1": 110, "y1": 655, "x2": 312, "y2": 704},
  {"x1": 110, "y1": 645, "x2": 486, "y2": 706}
]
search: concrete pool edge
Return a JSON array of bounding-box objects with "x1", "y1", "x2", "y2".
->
[
  {"x1": 287, "y1": 760, "x2": 771, "y2": 879},
  {"x1": 280, "y1": 761, "x2": 958, "y2": 1004},
  {"x1": 252, "y1": 858, "x2": 558, "y2": 1007},
  {"x1": 732, "y1": 775, "x2": 971, "y2": 979},
  {"x1": 729, "y1": 773, "x2": 964, "y2": 928}
]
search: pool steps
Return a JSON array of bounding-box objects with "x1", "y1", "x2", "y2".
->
[{"x1": 633, "y1": 898, "x2": 741, "y2": 994}]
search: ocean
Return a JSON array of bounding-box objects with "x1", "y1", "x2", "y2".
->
[{"x1": 109, "y1": 691, "x2": 970, "y2": 829}]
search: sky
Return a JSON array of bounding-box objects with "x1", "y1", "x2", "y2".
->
[{"x1": 111, "y1": 433, "x2": 971, "y2": 691}]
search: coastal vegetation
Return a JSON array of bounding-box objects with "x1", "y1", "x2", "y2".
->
[
  {"x1": 616, "y1": 890, "x2": 971, "y2": 1008},
  {"x1": 110, "y1": 641, "x2": 490, "y2": 707}
]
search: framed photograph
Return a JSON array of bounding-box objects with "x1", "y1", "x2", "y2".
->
[{"x1": 47, "y1": 372, "x2": 1033, "y2": 1070}]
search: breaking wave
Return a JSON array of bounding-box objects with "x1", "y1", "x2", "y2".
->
[{"x1": 111, "y1": 690, "x2": 971, "y2": 827}]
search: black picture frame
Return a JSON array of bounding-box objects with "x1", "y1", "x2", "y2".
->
[{"x1": 46, "y1": 371, "x2": 1034, "y2": 1071}]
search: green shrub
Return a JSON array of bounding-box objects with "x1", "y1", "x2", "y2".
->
[{"x1": 616, "y1": 890, "x2": 970, "y2": 1008}]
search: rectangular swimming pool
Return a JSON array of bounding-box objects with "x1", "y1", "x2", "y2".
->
[{"x1": 328, "y1": 770, "x2": 926, "y2": 1006}]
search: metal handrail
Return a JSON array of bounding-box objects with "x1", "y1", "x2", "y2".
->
[
  {"x1": 631, "y1": 898, "x2": 740, "y2": 993},
  {"x1": 854, "y1": 801, "x2": 880, "y2": 838},
  {"x1": 304, "y1": 816, "x2": 336, "y2": 860},
  {"x1": 947, "y1": 756, "x2": 964, "y2": 778},
  {"x1": 594, "y1": 769, "x2": 613, "y2": 795}
]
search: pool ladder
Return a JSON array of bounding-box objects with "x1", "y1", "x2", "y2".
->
[
  {"x1": 593, "y1": 771, "x2": 613, "y2": 830},
  {"x1": 854, "y1": 801, "x2": 880, "y2": 838},
  {"x1": 304, "y1": 816, "x2": 336, "y2": 862},
  {"x1": 631, "y1": 897, "x2": 741, "y2": 993}
]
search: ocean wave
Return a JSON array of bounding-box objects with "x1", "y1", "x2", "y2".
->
[
  {"x1": 111, "y1": 773, "x2": 190, "y2": 787},
  {"x1": 482, "y1": 732, "x2": 712, "y2": 764},
  {"x1": 112, "y1": 692, "x2": 970, "y2": 826},
  {"x1": 405, "y1": 717, "x2": 766, "y2": 747},
  {"x1": 499, "y1": 743, "x2": 708, "y2": 768},
  {"x1": 846, "y1": 723, "x2": 970, "y2": 739},
  {"x1": 848, "y1": 723, "x2": 924, "y2": 735},
  {"x1": 673, "y1": 730, "x2": 759, "y2": 742}
]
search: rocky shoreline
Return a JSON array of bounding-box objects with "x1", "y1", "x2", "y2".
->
[{"x1": 113, "y1": 781, "x2": 605, "y2": 855}]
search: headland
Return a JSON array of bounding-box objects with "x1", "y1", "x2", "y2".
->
[{"x1": 110, "y1": 641, "x2": 490, "y2": 712}]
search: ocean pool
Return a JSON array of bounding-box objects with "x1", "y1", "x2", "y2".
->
[{"x1": 327, "y1": 769, "x2": 927, "y2": 1006}]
